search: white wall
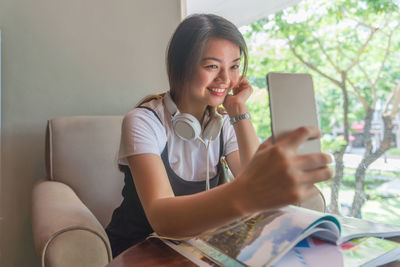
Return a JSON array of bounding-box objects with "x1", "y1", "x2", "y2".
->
[
  {"x1": 185, "y1": 0, "x2": 301, "y2": 26},
  {"x1": 0, "y1": 0, "x2": 181, "y2": 266}
]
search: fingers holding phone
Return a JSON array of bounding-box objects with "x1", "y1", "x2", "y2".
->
[{"x1": 234, "y1": 126, "x2": 332, "y2": 213}]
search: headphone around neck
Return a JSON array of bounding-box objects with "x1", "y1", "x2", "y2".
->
[{"x1": 164, "y1": 92, "x2": 223, "y2": 142}]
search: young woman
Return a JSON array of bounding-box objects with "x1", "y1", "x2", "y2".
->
[{"x1": 105, "y1": 14, "x2": 332, "y2": 257}]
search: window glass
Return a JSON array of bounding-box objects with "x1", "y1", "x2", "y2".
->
[{"x1": 243, "y1": 0, "x2": 400, "y2": 224}]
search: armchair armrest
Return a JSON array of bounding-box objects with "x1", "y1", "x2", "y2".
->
[
  {"x1": 32, "y1": 180, "x2": 112, "y2": 267},
  {"x1": 297, "y1": 186, "x2": 326, "y2": 212}
]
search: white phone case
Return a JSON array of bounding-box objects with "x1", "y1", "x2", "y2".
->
[{"x1": 266, "y1": 72, "x2": 321, "y2": 155}]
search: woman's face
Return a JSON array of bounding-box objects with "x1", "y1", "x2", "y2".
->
[{"x1": 179, "y1": 38, "x2": 241, "y2": 113}]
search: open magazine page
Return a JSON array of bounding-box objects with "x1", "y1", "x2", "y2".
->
[
  {"x1": 275, "y1": 236, "x2": 400, "y2": 267},
  {"x1": 337, "y1": 216, "x2": 400, "y2": 244},
  {"x1": 153, "y1": 205, "x2": 400, "y2": 266},
  {"x1": 187, "y1": 206, "x2": 340, "y2": 266}
]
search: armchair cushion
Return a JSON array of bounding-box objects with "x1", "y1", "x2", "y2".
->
[{"x1": 46, "y1": 116, "x2": 124, "y2": 227}]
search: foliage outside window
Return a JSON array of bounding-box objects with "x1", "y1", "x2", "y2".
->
[{"x1": 243, "y1": 0, "x2": 400, "y2": 224}]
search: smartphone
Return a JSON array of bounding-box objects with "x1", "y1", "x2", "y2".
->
[{"x1": 266, "y1": 72, "x2": 321, "y2": 154}]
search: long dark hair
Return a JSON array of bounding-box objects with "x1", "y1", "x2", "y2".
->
[{"x1": 166, "y1": 14, "x2": 248, "y2": 102}]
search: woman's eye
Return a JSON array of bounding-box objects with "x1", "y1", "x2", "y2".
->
[
  {"x1": 231, "y1": 65, "x2": 240, "y2": 70},
  {"x1": 206, "y1": 65, "x2": 218, "y2": 69}
]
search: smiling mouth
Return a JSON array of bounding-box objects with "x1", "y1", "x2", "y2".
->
[{"x1": 208, "y1": 88, "x2": 226, "y2": 94}]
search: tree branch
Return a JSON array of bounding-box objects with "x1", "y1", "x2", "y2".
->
[
  {"x1": 371, "y1": 24, "x2": 398, "y2": 105},
  {"x1": 383, "y1": 82, "x2": 400, "y2": 118},
  {"x1": 346, "y1": 78, "x2": 369, "y2": 110},
  {"x1": 315, "y1": 38, "x2": 341, "y2": 73},
  {"x1": 358, "y1": 64, "x2": 373, "y2": 88},
  {"x1": 345, "y1": 27, "x2": 379, "y2": 73},
  {"x1": 289, "y1": 42, "x2": 342, "y2": 87},
  {"x1": 391, "y1": 86, "x2": 400, "y2": 117},
  {"x1": 354, "y1": 20, "x2": 375, "y2": 31},
  {"x1": 356, "y1": 64, "x2": 377, "y2": 108}
]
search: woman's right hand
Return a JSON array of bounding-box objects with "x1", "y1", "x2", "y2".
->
[{"x1": 234, "y1": 126, "x2": 333, "y2": 214}]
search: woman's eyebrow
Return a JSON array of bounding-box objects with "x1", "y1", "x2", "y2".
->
[
  {"x1": 202, "y1": 57, "x2": 221, "y2": 62},
  {"x1": 202, "y1": 57, "x2": 241, "y2": 63}
]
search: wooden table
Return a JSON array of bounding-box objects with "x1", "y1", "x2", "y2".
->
[
  {"x1": 107, "y1": 238, "x2": 400, "y2": 267},
  {"x1": 106, "y1": 238, "x2": 197, "y2": 267}
]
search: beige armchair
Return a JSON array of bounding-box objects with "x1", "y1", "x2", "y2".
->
[
  {"x1": 32, "y1": 116, "x2": 124, "y2": 267},
  {"x1": 31, "y1": 115, "x2": 326, "y2": 267}
]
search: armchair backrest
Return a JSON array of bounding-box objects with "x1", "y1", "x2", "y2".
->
[{"x1": 45, "y1": 116, "x2": 124, "y2": 227}]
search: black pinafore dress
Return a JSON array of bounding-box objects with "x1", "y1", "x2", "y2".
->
[{"x1": 105, "y1": 106, "x2": 225, "y2": 257}]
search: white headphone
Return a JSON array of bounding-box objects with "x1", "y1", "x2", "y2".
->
[{"x1": 164, "y1": 92, "x2": 223, "y2": 142}]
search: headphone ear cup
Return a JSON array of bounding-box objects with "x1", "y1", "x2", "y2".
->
[
  {"x1": 203, "y1": 113, "x2": 224, "y2": 141},
  {"x1": 173, "y1": 113, "x2": 201, "y2": 141}
]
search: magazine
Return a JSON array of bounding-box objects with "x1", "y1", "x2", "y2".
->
[
  {"x1": 275, "y1": 236, "x2": 400, "y2": 267},
  {"x1": 154, "y1": 205, "x2": 400, "y2": 266}
]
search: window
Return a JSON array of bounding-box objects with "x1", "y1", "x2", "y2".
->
[{"x1": 243, "y1": 0, "x2": 400, "y2": 224}]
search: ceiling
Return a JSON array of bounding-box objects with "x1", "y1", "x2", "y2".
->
[{"x1": 185, "y1": 0, "x2": 301, "y2": 26}]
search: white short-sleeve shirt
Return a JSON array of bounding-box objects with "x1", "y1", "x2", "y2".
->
[{"x1": 118, "y1": 97, "x2": 238, "y2": 181}]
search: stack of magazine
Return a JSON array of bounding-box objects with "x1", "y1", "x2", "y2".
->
[{"x1": 151, "y1": 206, "x2": 400, "y2": 267}]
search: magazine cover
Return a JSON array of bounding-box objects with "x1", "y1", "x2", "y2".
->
[
  {"x1": 187, "y1": 207, "x2": 339, "y2": 266},
  {"x1": 186, "y1": 206, "x2": 400, "y2": 266}
]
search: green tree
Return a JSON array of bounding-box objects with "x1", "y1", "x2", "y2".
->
[{"x1": 245, "y1": 0, "x2": 400, "y2": 217}]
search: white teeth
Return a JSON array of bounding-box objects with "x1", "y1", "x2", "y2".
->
[{"x1": 209, "y1": 88, "x2": 225, "y2": 93}]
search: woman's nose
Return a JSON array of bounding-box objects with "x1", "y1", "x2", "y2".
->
[{"x1": 216, "y1": 69, "x2": 230, "y2": 84}]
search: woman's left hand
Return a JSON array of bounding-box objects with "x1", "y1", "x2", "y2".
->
[{"x1": 223, "y1": 76, "x2": 253, "y2": 116}]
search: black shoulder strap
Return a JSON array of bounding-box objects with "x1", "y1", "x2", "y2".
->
[
  {"x1": 137, "y1": 105, "x2": 163, "y2": 125},
  {"x1": 219, "y1": 127, "x2": 224, "y2": 157}
]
